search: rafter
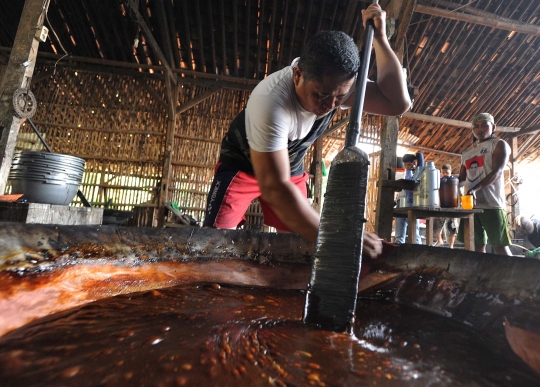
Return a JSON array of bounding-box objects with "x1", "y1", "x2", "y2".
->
[
  {"x1": 155, "y1": 0, "x2": 176, "y2": 68},
  {"x1": 415, "y1": 3, "x2": 540, "y2": 36},
  {"x1": 125, "y1": 0, "x2": 176, "y2": 85},
  {"x1": 176, "y1": 87, "x2": 222, "y2": 114},
  {"x1": 515, "y1": 132, "x2": 540, "y2": 161},
  {"x1": 403, "y1": 112, "x2": 520, "y2": 133}
]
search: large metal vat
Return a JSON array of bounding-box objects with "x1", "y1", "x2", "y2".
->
[{"x1": 0, "y1": 223, "x2": 539, "y2": 385}]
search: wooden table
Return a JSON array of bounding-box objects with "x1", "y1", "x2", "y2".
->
[{"x1": 393, "y1": 207, "x2": 484, "y2": 251}]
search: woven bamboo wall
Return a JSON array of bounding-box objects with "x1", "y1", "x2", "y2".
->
[
  {"x1": 8, "y1": 68, "x2": 254, "y2": 227},
  {"x1": 304, "y1": 113, "x2": 382, "y2": 233},
  {"x1": 367, "y1": 151, "x2": 380, "y2": 234},
  {"x1": 8, "y1": 66, "x2": 385, "y2": 231},
  {"x1": 12, "y1": 68, "x2": 168, "y2": 215},
  {"x1": 170, "y1": 86, "x2": 251, "y2": 223}
]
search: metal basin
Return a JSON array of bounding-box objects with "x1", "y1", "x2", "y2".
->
[{"x1": 0, "y1": 224, "x2": 538, "y2": 385}]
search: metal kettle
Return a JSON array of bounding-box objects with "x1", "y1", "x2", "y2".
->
[{"x1": 416, "y1": 161, "x2": 440, "y2": 207}]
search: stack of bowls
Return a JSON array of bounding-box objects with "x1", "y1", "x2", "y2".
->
[{"x1": 9, "y1": 151, "x2": 86, "y2": 205}]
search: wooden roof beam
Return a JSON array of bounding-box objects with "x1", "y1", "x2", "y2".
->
[
  {"x1": 0, "y1": 46, "x2": 260, "y2": 90},
  {"x1": 125, "y1": 0, "x2": 176, "y2": 85},
  {"x1": 232, "y1": 0, "x2": 238, "y2": 77},
  {"x1": 176, "y1": 87, "x2": 222, "y2": 114},
  {"x1": 415, "y1": 3, "x2": 540, "y2": 36},
  {"x1": 162, "y1": 0, "x2": 180, "y2": 68},
  {"x1": 516, "y1": 125, "x2": 540, "y2": 137},
  {"x1": 155, "y1": 0, "x2": 177, "y2": 69},
  {"x1": 515, "y1": 131, "x2": 540, "y2": 161},
  {"x1": 392, "y1": 0, "x2": 417, "y2": 53},
  {"x1": 321, "y1": 114, "x2": 461, "y2": 157},
  {"x1": 244, "y1": 0, "x2": 251, "y2": 78},
  {"x1": 268, "y1": 0, "x2": 278, "y2": 76},
  {"x1": 322, "y1": 116, "x2": 349, "y2": 138},
  {"x1": 195, "y1": 0, "x2": 206, "y2": 72},
  {"x1": 403, "y1": 112, "x2": 520, "y2": 133},
  {"x1": 398, "y1": 142, "x2": 460, "y2": 157},
  {"x1": 0, "y1": 0, "x2": 44, "y2": 194},
  {"x1": 286, "y1": 1, "x2": 300, "y2": 66},
  {"x1": 277, "y1": 0, "x2": 288, "y2": 70},
  {"x1": 219, "y1": 0, "x2": 228, "y2": 75},
  {"x1": 423, "y1": 0, "x2": 524, "y2": 22},
  {"x1": 341, "y1": 0, "x2": 359, "y2": 36},
  {"x1": 180, "y1": 0, "x2": 194, "y2": 71},
  {"x1": 255, "y1": 0, "x2": 266, "y2": 79},
  {"x1": 206, "y1": 0, "x2": 217, "y2": 74},
  {"x1": 325, "y1": 129, "x2": 461, "y2": 157}
]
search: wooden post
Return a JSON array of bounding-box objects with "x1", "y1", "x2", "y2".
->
[
  {"x1": 0, "y1": 0, "x2": 45, "y2": 194},
  {"x1": 374, "y1": 0, "x2": 415, "y2": 240},
  {"x1": 312, "y1": 136, "x2": 324, "y2": 214},
  {"x1": 426, "y1": 217, "x2": 434, "y2": 246},
  {"x1": 407, "y1": 210, "x2": 417, "y2": 243},
  {"x1": 510, "y1": 135, "x2": 519, "y2": 218},
  {"x1": 157, "y1": 84, "x2": 179, "y2": 227},
  {"x1": 375, "y1": 116, "x2": 399, "y2": 240},
  {"x1": 463, "y1": 214, "x2": 474, "y2": 251}
]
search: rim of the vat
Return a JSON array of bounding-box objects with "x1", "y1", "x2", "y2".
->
[
  {"x1": 11, "y1": 164, "x2": 84, "y2": 173},
  {"x1": 8, "y1": 177, "x2": 83, "y2": 185},
  {"x1": 9, "y1": 169, "x2": 84, "y2": 179},
  {"x1": 9, "y1": 166, "x2": 85, "y2": 177},
  {"x1": 11, "y1": 159, "x2": 84, "y2": 171},
  {"x1": 13, "y1": 151, "x2": 86, "y2": 164},
  {"x1": 11, "y1": 158, "x2": 86, "y2": 168}
]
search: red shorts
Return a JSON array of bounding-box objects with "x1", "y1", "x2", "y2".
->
[{"x1": 203, "y1": 162, "x2": 309, "y2": 231}]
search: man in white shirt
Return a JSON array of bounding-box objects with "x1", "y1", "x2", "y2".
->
[
  {"x1": 457, "y1": 113, "x2": 512, "y2": 255},
  {"x1": 204, "y1": 3, "x2": 411, "y2": 258}
]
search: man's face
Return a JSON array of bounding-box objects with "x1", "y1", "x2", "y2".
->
[
  {"x1": 404, "y1": 161, "x2": 416, "y2": 171},
  {"x1": 472, "y1": 120, "x2": 495, "y2": 141},
  {"x1": 469, "y1": 162, "x2": 479, "y2": 178},
  {"x1": 441, "y1": 168, "x2": 451, "y2": 177},
  {"x1": 294, "y1": 67, "x2": 355, "y2": 117}
]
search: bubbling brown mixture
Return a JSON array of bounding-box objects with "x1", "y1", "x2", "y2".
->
[{"x1": 0, "y1": 283, "x2": 539, "y2": 386}]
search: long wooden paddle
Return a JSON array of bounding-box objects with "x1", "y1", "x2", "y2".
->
[{"x1": 303, "y1": 0, "x2": 378, "y2": 332}]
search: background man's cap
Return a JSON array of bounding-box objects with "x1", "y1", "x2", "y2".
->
[
  {"x1": 515, "y1": 215, "x2": 534, "y2": 235},
  {"x1": 402, "y1": 154, "x2": 416, "y2": 163},
  {"x1": 471, "y1": 112, "x2": 495, "y2": 125}
]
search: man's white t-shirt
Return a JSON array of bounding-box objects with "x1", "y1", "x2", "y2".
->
[
  {"x1": 461, "y1": 138, "x2": 506, "y2": 209},
  {"x1": 245, "y1": 58, "x2": 319, "y2": 153}
]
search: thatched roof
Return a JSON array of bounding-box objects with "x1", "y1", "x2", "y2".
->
[{"x1": 2, "y1": 0, "x2": 540, "y2": 165}]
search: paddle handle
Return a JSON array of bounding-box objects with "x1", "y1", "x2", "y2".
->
[
  {"x1": 345, "y1": 0, "x2": 379, "y2": 148},
  {"x1": 28, "y1": 118, "x2": 53, "y2": 153}
]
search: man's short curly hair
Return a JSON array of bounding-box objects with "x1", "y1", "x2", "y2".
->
[{"x1": 297, "y1": 31, "x2": 360, "y2": 81}]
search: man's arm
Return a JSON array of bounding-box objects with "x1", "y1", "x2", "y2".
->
[
  {"x1": 250, "y1": 148, "x2": 320, "y2": 242},
  {"x1": 344, "y1": 4, "x2": 412, "y2": 116},
  {"x1": 250, "y1": 148, "x2": 383, "y2": 258},
  {"x1": 466, "y1": 140, "x2": 510, "y2": 195}
]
